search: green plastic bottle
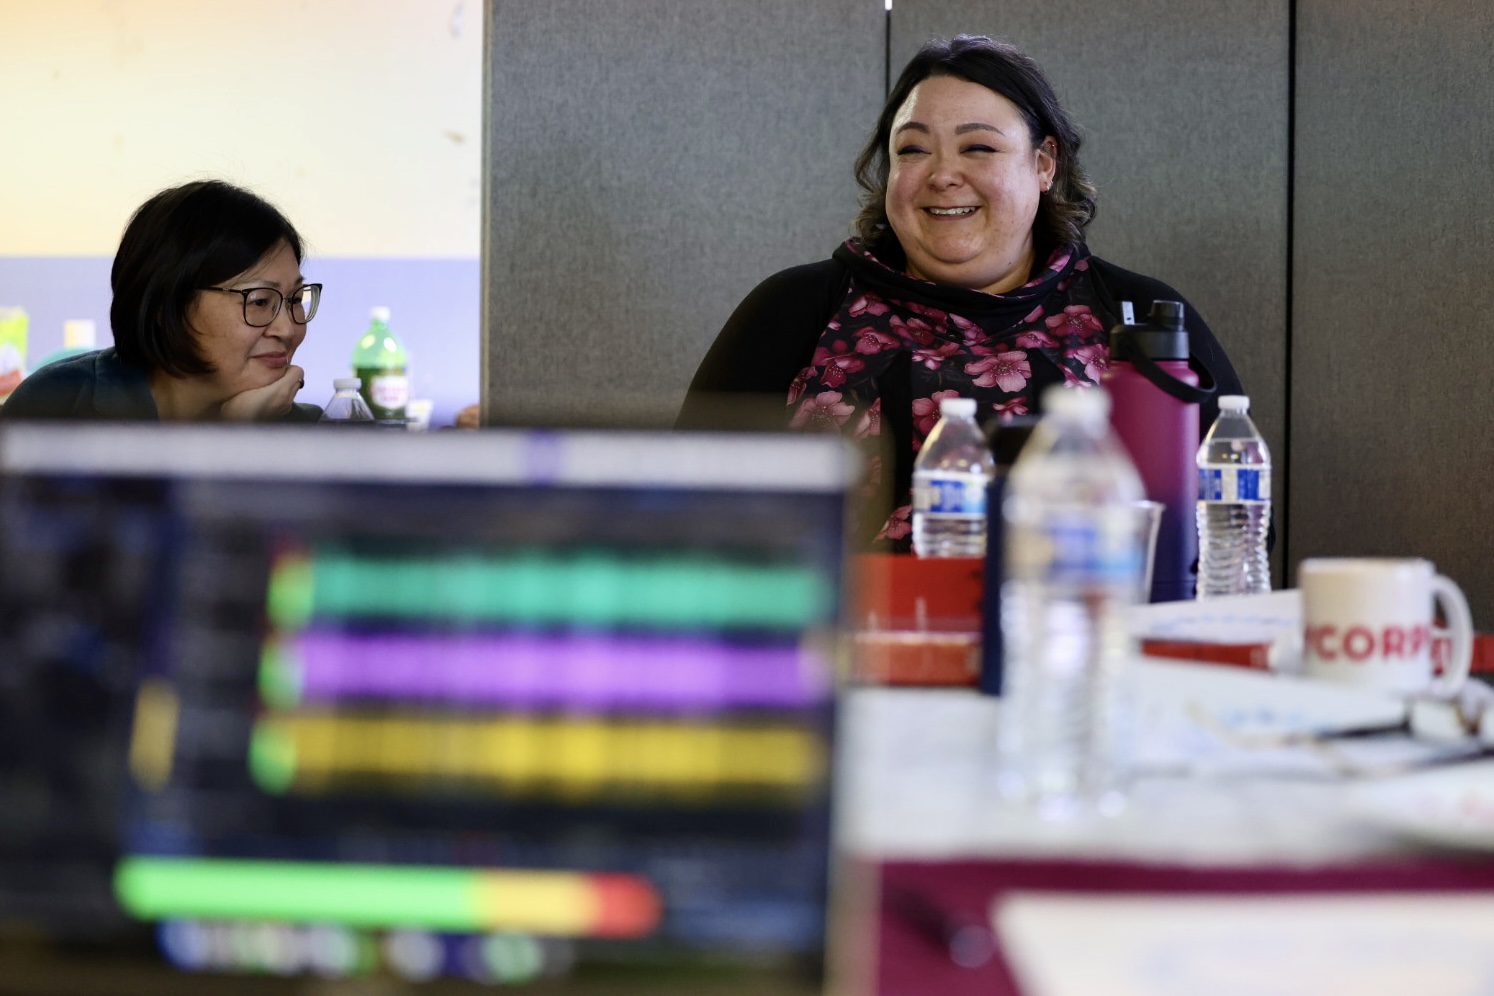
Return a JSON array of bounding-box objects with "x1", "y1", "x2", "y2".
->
[{"x1": 351, "y1": 306, "x2": 409, "y2": 421}]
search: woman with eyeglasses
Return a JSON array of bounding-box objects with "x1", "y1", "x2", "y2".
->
[{"x1": 2, "y1": 179, "x2": 322, "y2": 422}]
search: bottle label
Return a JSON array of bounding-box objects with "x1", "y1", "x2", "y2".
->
[
  {"x1": 367, "y1": 372, "x2": 409, "y2": 412},
  {"x1": 913, "y1": 471, "x2": 988, "y2": 517},
  {"x1": 1198, "y1": 464, "x2": 1270, "y2": 503},
  {"x1": 1010, "y1": 509, "x2": 1142, "y2": 588}
]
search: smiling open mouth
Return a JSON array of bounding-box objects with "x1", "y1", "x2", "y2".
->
[{"x1": 925, "y1": 207, "x2": 978, "y2": 217}]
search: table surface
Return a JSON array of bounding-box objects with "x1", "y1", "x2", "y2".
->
[
  {"x1": 836, "y1": 679, "x2": 1484, "y2": 866},
  {"x1": 835, "y1": 678, "x2": 1494, "y2": 995}
]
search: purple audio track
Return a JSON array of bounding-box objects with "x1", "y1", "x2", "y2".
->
[{"x1": 275, "y1": 631, "x2": 829, "y2": 712}]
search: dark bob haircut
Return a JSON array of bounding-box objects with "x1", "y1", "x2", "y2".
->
[
  {"x1": 853, "y1": 35, "x2": 1097, "y2": 255},
  {"x1": 110, "y1": 180, "x2": 304, "y2": 378}
]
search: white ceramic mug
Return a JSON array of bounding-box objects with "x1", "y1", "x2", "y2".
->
[{"x1": 1299, "y1": 558, "x2": 1473, "y2": 696}]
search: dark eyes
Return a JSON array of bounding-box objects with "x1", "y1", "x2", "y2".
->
[
  {"x1": 247, "y1": 293, "x2": 276, "y2": 308},
  {"x1": 893, "y1": 144, "x2": 998, "y2": 157}
]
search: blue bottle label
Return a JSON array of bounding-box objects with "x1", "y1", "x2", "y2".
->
[
  {"x1": 913, "y1": 472, "x2": 988, "y2": 517},
  {"x1": 1198, "y1": 464, "x2": 1270, "y2": 503},
  {"x1": 1044, "y1": 516, "x2": 1142, "y2": 586},
  {"x1": 1009, "y1": 509, "x2": 1142, "y2": 589}
]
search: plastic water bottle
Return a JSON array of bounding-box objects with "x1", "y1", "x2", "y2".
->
[
  {"x1": 997, "y1": 386, "x2": 1144, "y2": 817},
  {"x1": 1196, "y1": 395, "x2": 1271, "y2": 597},
  {"x1": 320, "y1": 377, "x2": 375, "y2": 423},
  {"x1": 912, "y1": 397, "x2": 996, "y2": 557},
  {"x1": 351, "y1": 306, "x2": 409, "y2": 422}
]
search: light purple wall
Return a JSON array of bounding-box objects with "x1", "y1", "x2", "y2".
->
[{"x1": 0, "y1": 257, "x2": 478, "y2": 427}]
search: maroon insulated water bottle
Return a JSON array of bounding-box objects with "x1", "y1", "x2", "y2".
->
[{"x1": 1102, "y1": 301, "x2": 1214, "y2": 602}]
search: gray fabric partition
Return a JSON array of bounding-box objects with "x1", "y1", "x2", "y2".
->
[
  {"x1": 892, "y1": 1, "x2": 1291, "y2": 582},
  {"x1": 482, "y1": 0, "x2": 882, "y2": 426},
  {"x1": 483, "y1": 4, "x2": 1494, "y2": 624},
  {"x1": 1293, "y1": 1, "x2": 1494, "y2": 625}
]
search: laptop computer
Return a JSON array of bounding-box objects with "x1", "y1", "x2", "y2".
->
[{"x1": 0, "y1": 422, "x2": 855, "y2": 992}]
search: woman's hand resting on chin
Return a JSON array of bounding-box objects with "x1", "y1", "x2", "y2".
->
[{"x1": 220, "y1": 364, "x2": 306, "y2": 421}]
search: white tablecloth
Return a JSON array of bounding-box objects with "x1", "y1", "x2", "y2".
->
[{"x1": 837, "y1": 674, "x2": 1489, "y2": 866}]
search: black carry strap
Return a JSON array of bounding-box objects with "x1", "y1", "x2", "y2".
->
[
  {"x1": 1113, "y1": 336, "x2": 1218, "y2": 405},
  {"x1": 1086, "y1": 257, "x2": 1224, "y2": 405}
]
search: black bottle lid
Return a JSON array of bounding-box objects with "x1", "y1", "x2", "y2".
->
[
  {"x1": 983, "y1": 414, "x2": 1039, "y2": 470},
  {"x1": 1109, "y1": 300, "x2": 1189, "y2": 361}
]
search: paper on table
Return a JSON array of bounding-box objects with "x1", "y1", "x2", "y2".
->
[
  {"x1": 1348, "y1": 759, "x2": 1494, "y2": 852},
  {"x1": 1129, "y1": 656, "x2": 1424, "y2": 777},
  {"x1": 1129, "y1": 591, "x2": 1492, "y2": 757},
  {"x1": 995, "y1": 891, "x2": 1494, "y2": 996},
  {"x1": 1129, "y1": 589, "x2": 1302, "y2": 670}
]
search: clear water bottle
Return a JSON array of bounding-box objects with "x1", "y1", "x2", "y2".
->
[
  {"x1": 912, "y1": 396, "x2": 996, "y2": 557},
  {"x1": 997, "y1": 386, "x2": 1144, "y2": 817},
  {"x1": 1196, "y1": 395, "x2": 1271, "y2": 597},
  {"x1": 320, "y1": 377, "x2": 375, "y2": 423}
]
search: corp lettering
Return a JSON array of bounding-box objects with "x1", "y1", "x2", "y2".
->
[{"x1": 1305, "y1": 623, "x2": 1431, "y2": 662}]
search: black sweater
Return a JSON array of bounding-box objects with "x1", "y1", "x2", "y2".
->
[{"x1": 679, "y1": 250, "x2": 1243, "y2": 441}]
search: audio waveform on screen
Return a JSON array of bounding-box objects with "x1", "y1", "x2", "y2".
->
[
  {"x1": 247, "y1": 712, "x2": 824, "y2": 801},
  {"x1": 268, "y1": 546, "x2": 833, "y2": 630},
  {"x1": 260, "y1": 630, "x2": 828, "y2": 711}
]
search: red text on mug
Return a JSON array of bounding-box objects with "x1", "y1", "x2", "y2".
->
[{"x1": 1304, "y1": 623, "x2": 1431, "y2": 663}]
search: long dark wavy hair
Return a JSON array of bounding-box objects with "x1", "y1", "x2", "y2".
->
[{"x1": 852, "y1": 35, "x2": 1097, "y2": 255}]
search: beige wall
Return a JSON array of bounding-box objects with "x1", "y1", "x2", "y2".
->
[{"x1": 0, "y1": 0, "x2": 480, "y2": 257}]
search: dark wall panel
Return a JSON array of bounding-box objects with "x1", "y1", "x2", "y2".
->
[
  {"x1": 1293, "y1": 0, "x2": 1494, "y2": 624},
  {"x1": 482, "y1": 0, "x2": 883, "y2": 426},
  {"x1": 893, "y1": 1, "x2": 1290, "y2": 581}
]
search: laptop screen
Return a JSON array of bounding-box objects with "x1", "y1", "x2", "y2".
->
[{"x1": 0, "y1": 423, "x2": 853, "y2": 989}]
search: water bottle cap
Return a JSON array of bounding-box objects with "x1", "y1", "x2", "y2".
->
[
  {"x1": 1108, "y1": 300, "x2": 1189, "y2": 360},
  {"x1": 369, "y1": 306, "x2": 391, "y2": 323},
  {"x1": 985, "y1": 415, "x2": 1039, "y2": 467},
  {"x1": 1042, "y1": 384, "x2": 1110, "y2": 419},
  {"x1": 1149, "y1": 300, "x2": 1186, "y2": 328},
  {"x1": 1219, "y1": 394, "x2": 1250, "y2": 412},
  {"x1": 938, "y1": 396, "x2": 977, "y2": 418},
  {"x1": 333, "y1": 377, "x2": 362, "y2": 390},
  {"x1": 1109, "y1": 325, "x2": 1189, "y2": 361}
]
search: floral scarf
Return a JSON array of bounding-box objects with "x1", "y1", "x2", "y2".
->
[{"x1": 787, "y1": 238, "x2": 1116, "y2": 546}]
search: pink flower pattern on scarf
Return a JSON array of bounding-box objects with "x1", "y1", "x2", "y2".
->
[{"x1": 787, "y1": 241, "x2": 1114, "y2": 544}]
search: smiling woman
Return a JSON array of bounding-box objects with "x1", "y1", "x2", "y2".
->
[
  {"x1": 883, "y1": 75, "x2": 1056, "y2": 294},
  {"x1": 1, "y1": 180, "x2": 324, "y2": 423},
  {"x1": 678, "y1": 35, "x2": 1246, "y2": 548}
]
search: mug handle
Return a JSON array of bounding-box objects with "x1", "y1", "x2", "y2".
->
[{"x1": 1430, "y1": 573, "x2": 1474, "y2": 696}]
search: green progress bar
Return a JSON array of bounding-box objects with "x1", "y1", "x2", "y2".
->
[
  {"x1": 113, "y1": 857, "x2": 654, "y2": 935},
  {"x1": 269, "y1": 550, "x2": 832, "y2": 629},
  {"x1": 117, "y1": 857, "x2": 485, "y2": 931}
]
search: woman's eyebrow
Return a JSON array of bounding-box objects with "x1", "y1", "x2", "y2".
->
[
  {"x1": 892, "y1": 121, "x2": 1007, "y2": 137},
  {"x1": 233, "y1": 275, "x2": 302, "y2": 290}
]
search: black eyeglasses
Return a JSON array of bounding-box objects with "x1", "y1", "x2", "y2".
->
[{"x1": 200, "y1": 283, "x2": 322, "y2": 328}]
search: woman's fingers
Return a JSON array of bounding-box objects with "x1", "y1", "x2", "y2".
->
[{"x1": 220, "y1": 365, "x2": 304, "y2": 421}]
